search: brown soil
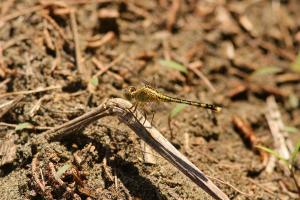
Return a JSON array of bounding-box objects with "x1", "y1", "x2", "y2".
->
[{"x1": 0, "y1": 0, "x2": 300, "y2": 199}]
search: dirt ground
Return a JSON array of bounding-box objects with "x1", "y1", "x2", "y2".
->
[{"x1": 0, "y1": 0, "x2": 300, "y2": 199}]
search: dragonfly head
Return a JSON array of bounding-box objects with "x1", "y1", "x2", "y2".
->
[{"x1": 123, "y1": 86, "x2": 137, "y2": 101}]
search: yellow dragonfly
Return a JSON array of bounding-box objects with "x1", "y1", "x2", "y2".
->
[{"x1": 123, "y1": 84, "x2": 222, "y2": 113}]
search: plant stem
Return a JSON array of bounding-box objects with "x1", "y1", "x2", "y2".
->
[{"x1": 290, "y1": 167, "x2": 300, "y2": 198}]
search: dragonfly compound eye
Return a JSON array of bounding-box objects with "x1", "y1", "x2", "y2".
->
[
  {"x1": 128, "y1": 86, "x2": 136, "y2": 93},
  {"x1": 123, "y1": 87, "x2": 136, "y2": 100}
]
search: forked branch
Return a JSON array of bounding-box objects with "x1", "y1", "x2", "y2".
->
[{"x1": 36, "y1": 98, "x2": 229, "y2": 200}]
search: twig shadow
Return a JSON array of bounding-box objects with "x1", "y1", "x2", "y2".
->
[{"x1": 60, "y1": 132, "x2": 164, "y2": 200}]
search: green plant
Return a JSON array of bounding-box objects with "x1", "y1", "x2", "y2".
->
[
  {"x1": 159, "y1": 59, "x2": 187, "y2": 74},
  {"x1": 291, "y1": 52, "x2": 300, "y2": 73},
  {"x1": 90, "y1": 76, "x2": 99, "y2": 86},
  {"x1": 256, "y1": 139, "x2": 300, "y2": 196},
  {"x1": 56, "y1": 163, "x2": 72, "y2": 178},
  {"x1": 170, "y1": 103, "x2": 188, "y2": 118},
  {"x1": 251, "y1": 66, "x2": 282, "y2": 77},
  {"x1": 15, "y1": 122, "x2": 33, "y2": 131}
]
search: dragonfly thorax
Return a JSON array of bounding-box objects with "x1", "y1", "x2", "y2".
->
[{"x1": 134, "y1": 87, "x2": 159, "y2": 102}]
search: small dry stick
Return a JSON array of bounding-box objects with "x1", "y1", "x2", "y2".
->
[
  {"x1": 92, "y1": 56, "x2": 124, "y2": 82},
  {"x1": 0, "y1": 95, "x2": 24, "y2": 118},
  {"x1": 39, "y1": 11, "x2": 69, "y2": 42},
  {"x1": 29, "y1": 95, "x2": 51, "y2": 117},
  {"x1": 265, "y1": 96, "x2": 293, "y2": 174},
  {"x1": 45, "y1": 0, "x2": 114, "y2": 5},
  {"x1": 188, "y1": 64, "x2": 216, "y2": 93},
  {"x1": 232, "y1": 115, "x2": 268, "y2": 165},
  {"x1": 70, "y1": 9, "x2": 85, "y2": 77},
  {"x1": 0, "y1": 122, "x2": 51, "y2": 130},
  {"x1": 0, "y1": 1, "x2": 112, "y2": 27},
  {"x1": 48, "y1": 162, "x2": 66, "y2": 187},
  {"x1": 92, "y1": 54, "x2": 124, "y2": 78},
  {"x1": 87, "y1": 32, "x2": 115, "y2": 48},
  {"x1": 207, "y1": 175, "x2": 252, "y2": 197},
  {"x1": 32, "y1": 153, "x2": 46, "y2": 192},
  {"x1": 140, "y1": 140, "x2": 157, "y2": 165},
  {"x1": 0, "y1": 85, "x2": 61, "y2": 99},
  {"x1": 0, "y1": 5, "x2": 45, "y2": 27},
  {"x1": 127, "y1": 3, "x2": 152, "y2": 19},
  {"x1": 2, "y1": 35, "x2": 28, "y2": 50},
  {"x1": 247, "y1": 178, "x2": 276, "y2": 197},
  {"x1": 35, "y1": 98, "x2": 229, "y2": 200},
  {"x1": 102, "y1": 154, "x2": 114, "y2": 182},
  {"x1": 0, "y1": 133, "x2": 17, "y2": 166},
  {"x1": 166, "y1": 0, "x2": 180, "y2": 31}
]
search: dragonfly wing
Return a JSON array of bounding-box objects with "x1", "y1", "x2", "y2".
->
[{"x1": 142, "y1": 76, "x2": 158, "y2": 88}]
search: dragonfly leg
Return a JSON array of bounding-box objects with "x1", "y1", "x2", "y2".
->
[
  {"x1": 138, "y1": 103, "x2": 147, "y2": 125},
  {"x1": 149, "y1": 101, "x2": 159, "y2": 126},
  {"x1": 133, "y1": 102, "x2": 139, "y2": 113},
  {"x1": 142, "y1": 109, "x2": 147, "y2": 125},
  {"x1": 150, "y1": 111, "x2": 155, "y2": 126},
  {"x1": 129, "y1": 102, "x2": 139, "y2": 113},
  {"x1": 142, "y1": 110, "x2": 153, "y2": 128}
]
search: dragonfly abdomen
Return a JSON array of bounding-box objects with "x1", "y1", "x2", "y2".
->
[{"x1": 160, "y1": 95, "x2": 222, "y2": 112}]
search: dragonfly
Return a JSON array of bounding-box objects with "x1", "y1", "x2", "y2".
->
[{"x1": 123, "y1": 84, "x2": 222, "y2": 114}]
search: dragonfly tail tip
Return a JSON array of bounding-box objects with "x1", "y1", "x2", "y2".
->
[{"x1": 214, "y1": 106, "x2": 222, "y2": 112}]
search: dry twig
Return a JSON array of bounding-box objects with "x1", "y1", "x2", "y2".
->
[
  {"x1": 0, "y1": 95, "x2": 24, "y2": 118},
  {"x1": 32, "y1": 153, "x2": 46, "y2": 193},
  {"x1": 0, "y1": 133, "x2": 17, "y2": 166},
  {"x1": 87, "y1": 32, "x2": 115, "y2": 48},
  {"x1": 140, "y1": 140, "x2": 157, "y2": 165},
  {"x1": 70, "y1": 9, "x2": 85, "y2": 78},
  {"x1": 166, "y1": 0, "x2": 180, "y2": 31},
  {"x1": 2, "y1": 35, "x2": 28, "y2": 50},
  {"x1": 0, "y1": 5, "x2": 45, "y2": 27},
  {"x1": 0, "y1": 85, "x2": 61, "y2": 99},
  {"x1": 35, "y1": 98, "x2": 229, "y2": 200},
  {"x1": 207, "y1": 175, "x2": 252, "y2": 197},
  {"x1": 0, "y1": 122, "x2": 51, "y2": 131},
  {"x1": 232, "y1": 115, "x2": 268, "y2": 165},
  {"x1": 39, "y1": 11, "x2": 69, "y2": 42},
  {"x1": 92, "y1": 54, "x2": 124, "y2": 79},
  {"x1": 265, "y1": 96, "x2": 294, "y2": 173},
  {"x1": 187, "y1": 63, "x2": 216, "y2": 93}
]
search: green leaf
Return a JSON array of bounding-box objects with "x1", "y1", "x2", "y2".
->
[
  {"x1": 251, "y1": 66, "x2": 282, "y2": 76},
  {"x1": 159, "y1": 59, "x2": 187, "y2": 74},
  {"x1": 56, "y1": 164, "x2": 72, "y2": 178},
  {"x1": 288, "y1": 94, "x2": 299, "y2": 109},
  {"x1": 291, "y1": 139, "x2": 300, "y2": 164},
  {"x1": 283, "y1": 126, "x2": 299, "y2": 134},
  {"x1": 291, "y1": 52, "x2": 300, "y2": 73},
  {"x1": 15, "y1": 122, "x2": 33, "y2": 131},
  {"x1": 90, "y1": 76, "x2": 99, "y2": 86},
  {"x1": 170, "y1": 104, "x2": 187, "y2": 118},
  {"x1": 256, "y1": 145, "x2": 289, "y2": 165}
]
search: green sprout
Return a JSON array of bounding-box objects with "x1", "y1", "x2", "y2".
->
[
  {"x1": 159, "y1": 59, "x2": 187, "y2": 74},
  {"x1": 256, "y1": 139, "x2": 300, "y2": 196}
]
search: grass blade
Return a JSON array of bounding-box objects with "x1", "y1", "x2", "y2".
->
[
  {"x1": 291, "y1": 52, "x2": 300, "y2": 73},
  {"x1": 159, "y1": 59, "x2": 187, "y2": 74},
  {"x1": 15, "y1": 122, "x2": 33, "y2": 131},
  {"x1": 291, "y1": 139, "x2": 300, "y2": 164},
  {"x1": 90, "y1": 76, "x2": 99, "y2": 86},
  {"x1": 256, "y1": 145, "x2": 288, "y2": 165},
  {"x1": 56, "y1": 163, "x2": 72, "y2": 178},
  {"x1": 170, "y1": 104, "x2": 187, "y2": 118},
  {"x1": 284, "y1": 126, "x2": 299, "y2": 134},
  {"x1": 251, "y1": 66, "x2": 282, "y2": 76}
]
